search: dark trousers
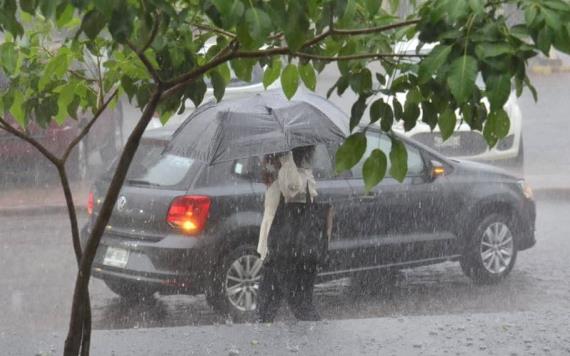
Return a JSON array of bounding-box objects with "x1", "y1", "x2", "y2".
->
[{"x1": 257, "y1": 257, "x2": 320, "y2": 322}]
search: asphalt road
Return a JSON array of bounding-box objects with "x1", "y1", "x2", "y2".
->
[{"x1": 1, "y1": 196, "x2": 569, "y2": 336}]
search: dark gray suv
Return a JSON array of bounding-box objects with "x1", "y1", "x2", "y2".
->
[{"x1": 82, "y1": 126, "x2": 536, "y2": 320}]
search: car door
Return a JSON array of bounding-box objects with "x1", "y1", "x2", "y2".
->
[
  {"x1": 248, "y1": 145, "x2": 354, "y2": 271},
  {"x1": 344, "y1": 132, "x2": 455, "y2": 268}
]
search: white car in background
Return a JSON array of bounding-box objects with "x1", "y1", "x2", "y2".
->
[{"x1": 390, "y1": 42, "x2": 525, "y2": 175}]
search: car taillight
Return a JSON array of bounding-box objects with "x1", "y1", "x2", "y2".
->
[
  {"x1": 167, "y1": 195, "x2": 211, "y2": 236},
  {"x1": 87, "y1": 192, "x2": 94, "y2": 215}
]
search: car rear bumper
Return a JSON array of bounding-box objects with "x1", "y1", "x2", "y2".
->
[{"x1": 81, "y1": 226, "x2": 208, "y2": 295}]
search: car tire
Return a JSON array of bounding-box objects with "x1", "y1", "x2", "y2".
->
[
  {"x1": 104, "y1": 279, "x2": 156, "y2": 303},
  {"x1": 206, "y1": 244, "x2": 262, "y2": 322},
  {"x1": 460, "y1": 213, "x2": 518, "y2": 284}
]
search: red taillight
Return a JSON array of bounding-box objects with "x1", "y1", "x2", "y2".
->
[
  {"x1": 87, "y1": 192, "x2": 94, "y2": 215},
  {"x1": 167, "y1": 195, "x2": 211, "y2": 236}
]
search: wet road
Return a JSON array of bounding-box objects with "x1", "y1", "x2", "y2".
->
[{"x1": 1, "y1": 196, "x2": 569, "y2": 335}]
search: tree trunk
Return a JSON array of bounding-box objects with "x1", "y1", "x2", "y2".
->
[{"x1": 63, "y1": 89, "x2": 162, "y2": 356}]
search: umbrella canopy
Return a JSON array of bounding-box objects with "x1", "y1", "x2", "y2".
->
[{"x1": 166, "y1": 90, "x2": 348, "y2": 164}]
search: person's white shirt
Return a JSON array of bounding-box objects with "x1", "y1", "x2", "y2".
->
[{"x1": 257, "y1": 152, "x2": 317, "y2": 260}]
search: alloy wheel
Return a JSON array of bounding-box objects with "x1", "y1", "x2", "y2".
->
[
  {"x1": 480, "y1": 222, "x2": 514, "y2": 274},
  {"x1": 224, "y1": 254, "x2": 263, "y2": 312}
]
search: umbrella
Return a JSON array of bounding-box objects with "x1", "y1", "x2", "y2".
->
[{"x1": 166, "y1": 89, "x2": 348, "y2": 164}]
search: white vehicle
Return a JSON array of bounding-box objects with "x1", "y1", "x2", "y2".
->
[{"x1": 389, "y1": 42, "x2": 525, "y2": 175}]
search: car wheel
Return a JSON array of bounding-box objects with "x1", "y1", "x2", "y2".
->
[
  {"x1": 104, "y1": 279, "x2": 156, "y2": 303},
  {"x1": 206, "y1": 244, "x2": 262, "y2": 321},
  {"x1": 460, "y1": 213, "x2": 518, "y2": 284}
]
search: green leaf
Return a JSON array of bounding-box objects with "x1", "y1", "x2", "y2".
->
[
  {"x1": 350, "y1": 96, "x2": 367, "y2": 131},
  {"x1": 55, "y1": 83, "x2": 76, "y2": 125},
  {"x1": 524, "y1": 76, "x2": 538, "y2": 102},
  {"x1": 210, "y1": 71, "x2": 226, "y2": 102},
  {"x1": 350, "y1": 68, "x2": 372, "y2": 94},
  {"x1": 0, "y1": 42, "x2": 18, "y2": 74},
  {"x1": 392, "y1": 99, "x2": 403, "y2": 120},
  {"x1": 524, "y1": 5, "x2": 538, "y2": 26},
  {"x1": 536, "y1": 27, "x2": 553, "y2": 56},
  {"x1": 281, "y1": 64, "x2": 299, "y2": 99},
  {"x1": 245, "y1": 8, "x2": 272, "y2": 43},
  {"x1": 363, "y1": 149, "x2": 388, "y2": 191},
  {"x1": 185, "y1": 78, "x2": 207, "y2": 107},
  {"x1": 9, "y1": 91, "x2": 26, "y2": 128},
  {"x1": 403, "y1": 102, "x2": 420, "y2": 131},
  {"x1": 335, "y1": 132, "x2": 367, "y2": 173},
  {"x1": 485, "y1": 74, "x2": 511, "y2": 110},
  {"x1": 81, "y1": 10, "x2": 107, "y2": 40},
  {"x1": 109, "y1": 5, "x2": 133, "y2": 43},
  {"x1": 446, "y1": 55, "x2": 478, "y2": 104},
  {"x1": 542, "y1": 8, "x2": 562, "y2": 33},
  {"x1": 389, "y1": 138, "x2": 408, "y2": 182},
  {"x1": 418, "y1": 45, "x2": 452, "y2": 83},
  {"x1": 468, "y1": 0, "x2": 484, "y2": 14},
  {"x1": 475, "y1": 43, "x2": 513, "y2": 59},
  {"x1": 20, "y1": 0, "x2": 38, "y2": 14},
  {"x1": 483, "y1": 108, "x2": 510, "y2": 147},
  {"x1": 231, "y1": 59, "x2": 254, "y2": 82},
  {"x1": 365, "y1": 0, "x2": 381, "y2": 16},
  {"x1": 421, "y1": 101, "x2": 438, "y2": 130},
  {"x1": 263, "y1": 59, "x2": 281, "y2": 89},
  {"x1": 370, "y1": 99, "x2": 392, "y2": 125},
  {"x1": 284, "y1": 1, "x2": 309, "y2": 52},
  {"x1": 39, "y1": 49, "x2": 71, "y2": 90},
  {"x1": 40, "y1": 0, "x2": 57, "y2": 18},
  {"x1": 438, "y1": 108, "x2": 456, "y2": 140},
  {"x1": 56, "y1": 3, "x2": 75, "y2": 28},
  {"x1": 299, "y1": 63, "x2": 316, "y2": 91}
]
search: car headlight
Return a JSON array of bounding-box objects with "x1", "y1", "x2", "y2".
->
[{"x1": 518, "y1": 180, "x2": 534, "y2": 200}]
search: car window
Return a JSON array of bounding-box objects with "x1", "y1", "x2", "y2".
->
[{"x1": 351, "y1": 132, "x2": 425, "y2": 178}]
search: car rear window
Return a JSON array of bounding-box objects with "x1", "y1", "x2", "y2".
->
[
  {"x1": 130, "y1": 153, "x2": 194, "y2": 187},
  {"x1": 104, "y1": 140, "x2": 195, "y2": 188}
]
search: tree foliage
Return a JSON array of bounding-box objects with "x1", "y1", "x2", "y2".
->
[{"x1": 1, "y1": 0, "x2": 570, "y2": 355}]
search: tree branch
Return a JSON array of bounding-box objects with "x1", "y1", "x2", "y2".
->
[
  {"x1": 190, "y1": 22, "x2": 236, "y2": 39},
  {"x1": 62, "y1": 88, "x2": 119, "y2": 163},
  {"x1": 126, "y1": 16, "x2": 162, "y2": 84},
  {"x1": 142, "y1": 15, "x2": 161, "y2": 52},
  {"x1": 163, "y1": 18, "x2": 421, "y2": 98},
  {"x1": 332, "y1": 19, "x2": 420, "y2": 36},
  {"x1": 0, "y1": 117, "x2": 60, "y2": 166},
  {"x1": 127, "y1": 41, "x2": 161, "y2": 84}
]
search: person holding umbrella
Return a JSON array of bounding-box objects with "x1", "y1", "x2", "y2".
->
[{"x1": 257, "y1": 146, "x2": 321, "y2": 322}]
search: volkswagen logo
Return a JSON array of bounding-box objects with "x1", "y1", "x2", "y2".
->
[{"x1": 117, "y1": 196, "x2": 127, "y2": 212}]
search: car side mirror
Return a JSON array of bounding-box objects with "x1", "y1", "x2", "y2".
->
[{"x1": 430, "y1": 160, "x2": 446, "y2": 180}]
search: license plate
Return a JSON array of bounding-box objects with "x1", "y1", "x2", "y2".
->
[
  {"x1": 103, "y1": 247, "x2": 129, "y2": 268},
  {"x1": 434, "y1": 135, "x2": 460, "y2": 148}
]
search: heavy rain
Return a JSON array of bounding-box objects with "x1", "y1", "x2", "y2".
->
[{"x1": 1, "y1": 1, "x2": 570, "y2": 355}]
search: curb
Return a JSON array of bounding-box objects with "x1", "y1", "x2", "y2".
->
[{"x1": 0, "y1": 205, "x2": 87, "y2": 217}]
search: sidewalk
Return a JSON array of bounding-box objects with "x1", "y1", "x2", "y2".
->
[
  {"x1": 0, "y1": 174, "x2": 568, "y2": 217},
  {"x1": 2, "y1": 310, "x2": 569, "y2": 355},
  {"x1": 0, "y1": 181, "x2": 89, "y2": 217}
]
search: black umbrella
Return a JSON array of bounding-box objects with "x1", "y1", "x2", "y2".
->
[{"x1": 166, "y1": 90, "x2": 348, "y2": 164}]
